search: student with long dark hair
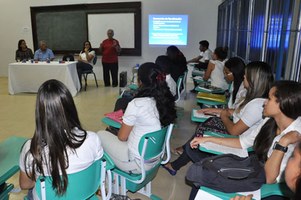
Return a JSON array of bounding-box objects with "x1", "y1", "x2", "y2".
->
[
  {"x1": 224, "y1": 57, "x2": 246, "y2": 108},
  {"x1": 98, "y1": 62, "x2": 177, "y2": 173},
  {"x1": 163, "y1": 61, "x2": 274, "y2": 175},
  {"x1": 76, "y1": 40, "x2": 95, "y2": 88},
  {"x1": 189, "y1": 81, "x2": 301, "y2": 200},
  {"x1": 166, "y1": 45, "x2": 187, "y2": 83},
  {"x1": 19, "y1": 80, "x2": 103, "y2": 199}
]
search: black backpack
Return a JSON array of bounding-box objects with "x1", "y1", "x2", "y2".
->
[{"x1": 186, "y1": 154, "x2": 266, "y2": 193}]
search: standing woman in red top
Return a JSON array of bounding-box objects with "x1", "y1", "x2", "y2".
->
[{"x1": 99, "y1": 29, "x2": 121, "y2": 87}]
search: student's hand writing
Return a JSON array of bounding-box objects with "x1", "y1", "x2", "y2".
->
[
  {"x1": 279, "y1": 131, "x2": 301, "y2": 147},
  {"x1": 230, "y1": 194, "x2": 253, "y2": 200}
]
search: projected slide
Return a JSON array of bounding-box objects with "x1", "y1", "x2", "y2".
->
[{"x1": 149, "y1": 14, "x2": 188, "y2": 46}]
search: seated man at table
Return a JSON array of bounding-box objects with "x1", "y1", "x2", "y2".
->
[{"x1": 34, "y1": 40, "x2": 55, "y2": 61}]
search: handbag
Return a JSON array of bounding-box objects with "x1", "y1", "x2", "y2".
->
[{"x1": 186, "y1": 154, "x2": 266, "y2": 193}]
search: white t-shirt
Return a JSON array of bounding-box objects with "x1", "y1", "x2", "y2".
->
[
  {"x1": 199, "y1": 49, "x2": 212, "y2": 63},
  {"x1": 240, "y1": 117, "x2": 301, "y2": 182},
  {"x1": 122, "y1": 97, "x2": 161, "y2": 158},
  {"x1": 165, "y1": 74, "x2": 177, "y2": 96},
  {"x1": 233, "y1": 98, "x2": 265, "y2": 148},
  {"x1": 209, "y1": 59, "x2": 229, "y2": 90},
  {"x1": 79, "y1": 50, "x2": 95, "y2": 65},
  {"x1": 19, "y1": 130, "x2": 103, "y2": 200}
]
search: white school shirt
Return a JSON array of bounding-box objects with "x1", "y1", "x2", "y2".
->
[
  {"x1": 199, "y1": 49, "x2": 212, "y2": 63},
  {"x1": 230, "y1": 98, "x2": 265, "y2": 144},
  {"x1": 240, "y1": 117, "x2": 301, "y2": 182},
  {"x1": 165, "y1": 74, "x2": 177, "y2": 96},
  {"x1": 122, "y1": 97, "x2": 161, "y2": 158},
  {"x1": 209, "y1": 59, "x2": 229, "y2": 90},
  {"x1": 79, "y1": 50, "x2": 95, "y2": 65},
  {"x1": 19, "y1": 130, "x2": 103, "y2": 200},
  {"x1": 268, "y1": 117, "x2": 301, "y2": 182}
]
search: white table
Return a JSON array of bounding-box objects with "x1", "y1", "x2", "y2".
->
[{"x1": 8, "y1": 61, "x2": 80, "y2": 97}]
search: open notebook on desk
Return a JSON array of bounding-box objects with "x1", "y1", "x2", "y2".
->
[
  {"x1": 196, "y1": 84, "x2": 225, "y2": 94},
  {"x1": 191, "y1": 109, "x2": 221, "y2": 123}
]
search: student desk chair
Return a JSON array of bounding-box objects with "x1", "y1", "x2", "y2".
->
[
  {"x1": 111, "y1": 124, "x2": 174, "y2": 199},
  {"x1": 0, "y1": 136, "x2": 28, "y2": 200},
  {"x1": 198, "y1": 131, "x2": 253, "y2": 156},
  {"x1": 197, "y1": 182, "x2": 293, "y2": 200}
]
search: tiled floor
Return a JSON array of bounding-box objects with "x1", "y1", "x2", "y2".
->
[{"x1": 0, "y1": 77, "x2": 198, "y2": 200}]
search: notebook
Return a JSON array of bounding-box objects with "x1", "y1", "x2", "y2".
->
[
  {"x1": 104, "y1": 109, "x2": 123, "y2": 124},
  {"x1": 199, "y1": 142, "x2": 249, "y2": 158},
  {"x1": 192, "y1": 109, "x2": 219, "y2": 119},
  {"x1": 196, "y1": 85, "x2": 225, "y2": 94},
  {"x1": 196, "y1": 92, "x2": 226, "y2": 103}
]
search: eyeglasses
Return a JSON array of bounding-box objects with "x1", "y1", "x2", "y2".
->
[{"x1": 225, "y1": 72, "x2": 233, "y2": 76}]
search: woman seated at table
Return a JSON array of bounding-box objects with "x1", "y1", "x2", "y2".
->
[
  {"x1": 19, "y1": 80, "x2": 103, "y2": 199},
  {"x1": 76, "y1": 40, "x2": 95, "y2": 88},
  {"x1": 202, "y1": 46, "x2": 229, "y2": 90},
  {"x1": 15, "y1": 39, "x2": 33, "y2": 61},
  {"x1": 98, "y1": 62, "x2": 177, "y2": 173}
]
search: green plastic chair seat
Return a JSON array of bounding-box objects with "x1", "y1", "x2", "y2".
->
[
  {"x1": 0, "y1": 184, "x2": 14, "y2": 200},
  {"x1": 0, "y1": 136, "x2": 27, "y2": 200},
  {"x1": 111, "y1": 125, "x2": 173, "y2": 199},
  {"x1": 0, "y1": 136, "x2": 28, "y2": 184}
]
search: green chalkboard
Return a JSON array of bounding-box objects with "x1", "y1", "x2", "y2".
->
[
  {"x1": 30, "y1": 2, "x2": 141, "y2": 56},
  {"x1": 36, "y1": 11, "x2": 87, "y2": 52}
]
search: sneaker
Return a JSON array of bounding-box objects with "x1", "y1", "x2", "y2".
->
[{"x1": 161, "y1": 164, "x2": 177, "y2": 176}]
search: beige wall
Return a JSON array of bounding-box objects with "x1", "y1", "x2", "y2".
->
[{"x1": 0, "y1": 0, "x2": 222, "y2": 79}]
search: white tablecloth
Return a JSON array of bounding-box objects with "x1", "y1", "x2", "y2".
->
[{"x1": 8, "y1": 61, "x2": 80, "y2": 97}]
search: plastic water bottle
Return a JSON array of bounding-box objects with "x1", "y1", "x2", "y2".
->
[{"x1": 132, "y1": 64, "x2": 139, "y2": 84}]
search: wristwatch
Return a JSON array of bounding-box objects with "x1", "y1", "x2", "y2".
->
[{"x1": 273, "y1": 142, "x2": 288, "y2": 153}]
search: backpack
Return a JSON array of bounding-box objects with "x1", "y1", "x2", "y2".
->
[{"x1": 186, "y1": 154, "x2": 266, "y2": 193}]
